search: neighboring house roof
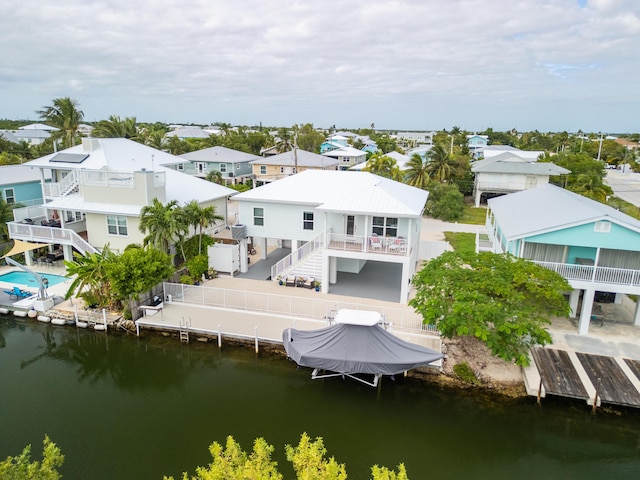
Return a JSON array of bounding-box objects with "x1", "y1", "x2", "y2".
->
[
  {"x1": 471, "y1": 153, "x2": 570, "y2": 175},
  {"x1": 0, "y1": 164, "x2": 48, "y2": 186},
  {"x1": 18, "y1": 123, "x2": 59, "y2": 131},
  {"x1": 350, "y1": 151, "x2": 410, "y2": 171},
  {"x1": 26, "y1": 138, "x2": 235, "y2": 206},
  {"x1": 234, "y1": 170, "x2": 428, "y2": 217},
  {"x1": 14, "y1": 130, "x2": 51, "y2": 140},
  {"x1": 488, "y1": 184, "x2": 640, "y2": 240},
  {"x1": 407, "y1": 146, "x2": 433, "y2": 157},
  {"x1": 322, "y1": 146, "x2": 366, "y2": 158},
  {"x1": 251, "y1": 149, "x2": 339, "y2": 168},
  {"x1": 165, "y1": 127, "x2": 211, "y2": 139},
  {"x1": 479, "y1": 146, "x2": 544, "y2": 160},
  {"x1": 0, "y1": 130, "x2": 20, "y2": 143},
  {"x1": 178, "y1": 146, "x2": 260, "y2": 164}
]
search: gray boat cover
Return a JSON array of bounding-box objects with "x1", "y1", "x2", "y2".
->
[{"x1": 283, "y1": 323, "x2": 443, "y2": 375}]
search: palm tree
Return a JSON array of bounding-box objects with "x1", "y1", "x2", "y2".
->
[
  {"x1": 275, "y1": 127, "x2": 293, "y2": 153},
  {"x1": 206, "y1": 170, "x2": 224, "y2": 185},
  {"x1": 571, "y1": 174, "x2": 610, "y2": 203},
  {"x1": 139, "y1": 199, "x2": 186, "y2": 255},
  {"x1": 183, "y1": 200, "x2": 224, "y2": 254},
  {"x1": 92, "y1": 115, "x2": 139, "y2": 140},
  {"x1": 426, "y1": 145, "x2": 454, "y2": 183},
  {"x1": 63, "y1": 245, "x2": 115, "y2": 307},
  {"x1": 404, "y1": 153, "x2": 430, "y2": 190},
  {"x1": 37, "y1": 97, "x2": 84, "y2": 148},
  {"x1": 363, "y1": 152, "x2": 402, "y2": 181}
]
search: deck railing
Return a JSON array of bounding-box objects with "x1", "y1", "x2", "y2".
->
[
  {"x1": 8, "y1": 222, "x2": 98, "y2": 255},
  {"x1": 533, "y1": 260, "x2": 640, "y2": 287},
  {"x1": 327, "y1": 233, "x2": 409, "y2": 256},
  {"x1": 163, "y1": 282, "x2": 436, "y2": 335},
  {"x1": 43, "y1": 171, "x2": 78, "y2": 198}
]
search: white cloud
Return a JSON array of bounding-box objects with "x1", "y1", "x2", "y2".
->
[{"x1": 1, "y1": 0, "x2": 639, "y2": 131}]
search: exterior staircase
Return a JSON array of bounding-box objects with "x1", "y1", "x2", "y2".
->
[{"x1": 286, "y1": 250, "x2": 323, "y2": 281}]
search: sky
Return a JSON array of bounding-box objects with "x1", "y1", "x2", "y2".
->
[{"x1": 2, "y1": 0, "x2": 639, "y2": 133}]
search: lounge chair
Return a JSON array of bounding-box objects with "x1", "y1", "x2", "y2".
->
[
  {"x1": 370, "y1": 234, "x2": 382, "y2": 250},
  {"x1": 4, "y1": 286, "x2": 33, "y2": 300},
  {"x1": 302, "y1": 277, "x2": 315, "y2": 289},
  {"x1": 285, "y1": 275, "x2": 297, "y2": 287}
]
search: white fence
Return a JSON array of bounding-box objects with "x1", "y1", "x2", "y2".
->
[{"x1": 163, "y1": 282, "x2": 438, "y2": 335}]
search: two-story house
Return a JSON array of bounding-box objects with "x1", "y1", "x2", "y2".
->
[
  {"x1": 7, "y1": 138, "x2": 235, "y2": 263},
  {"x1": 467, "y1": 134, "x2": 489, "y2": 158},
  {"x1": 160, "y1": 146, "x2": 259, "y2": 184},
  {"x1": 471, "y1": 152, "x2": 569, "y2": 206},
  {"x1": 250, "y1": 149, "x2": 339, "y2": 186},
  {"x1": 481, "y1": 183, "x2": 640, "y2": 334},
  {"x1": 233, "y1": 170, "x2": 428, "y2": 304},
  {"x1": 322, "y1": 146, "x2": 367, "y2": 171}
]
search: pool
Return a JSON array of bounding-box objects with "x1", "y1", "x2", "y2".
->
[{"x1": 0, "y1": 271, "x2": 68, "y2": 287}]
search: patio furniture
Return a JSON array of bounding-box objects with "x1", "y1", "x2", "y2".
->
[
  {"x1": 3, "y1": 286, "x2": 33, "y2": 300},
  {"x1": 302, "y1": 277, "x2": 316, "y2": 289},
  {"x1": 285, "y1": 275, "x2": 297, "y2": 287},
  {"x1": 370, "y1": 234, "x2": 382, "y2": 250}
]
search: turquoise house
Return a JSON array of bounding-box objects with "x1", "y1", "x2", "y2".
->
[
  {"x1": 0, "y1": 165, "x2": 46, "y2": 207},
  {"x1": 482, "y1": 184, "x2": 640, "y2": 334}
]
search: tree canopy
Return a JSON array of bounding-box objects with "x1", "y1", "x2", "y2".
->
[
  {"x1": 410, "y1": 251, "x2": 571, "y2": 366},
  {"x1": 37, "y1": 97, "x2": 84, "y2": 148},
  {"x1": 0, "y1": 435, "x2": 64, "y2": 480}
]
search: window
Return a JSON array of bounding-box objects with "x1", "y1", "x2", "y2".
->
[
  {"x1": 594, "y1": 221, "x2": 611, "y2": 233},
  {"x1": 236, "y1": 163, "x2": 241, "y2": 170},
  {"x1": 303, "y1": 212, "x2": 314, "y2": 230},
  {"x1": 107, "y1": 215, "x2": 128, "y2": 236},
  {"x1": 4, "y1": 188, "x2": 15, "y2": 204},
  {"x1": 177, "y1": 164, "x2": 184, "y2": 171},
  {"x1": 253, "y1": 207, "x2": 264, "y2": 226},
  {"x1": 260, "y1": 165, "x2": 267, "y2": 175},
  {"x1": 219, "y1": 164, "x2": 227, "y2": 173},
  {"x1": 280, "y1": 166, "x2": 285, "y2": 174},
  {"x1": 292, "y1": 167, "x2": 297, "y2": 174},
  {"x1": 372, "y1": 216, "x2": 398, "y2": 237}
]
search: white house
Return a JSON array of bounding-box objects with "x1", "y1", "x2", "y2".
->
[
  {"x1": 7, "y1": 138, "x2": 235, "y2": 262},
  {"x1": 471, "y1": 152, "x2": 570, "y2": 206},
  {"x1": 482, "y1": 184, "x2": 640, "y2": 335},
  {"x1": 351, "y1": 151, "x2": 410, "y2": 171},
  {"x1": 233, "y1": 170, "x2": 429, "y2": 303},
  {"x1": 322, "y1": 146, "x2": 367, "y2": 170},
  {"x1": 477, "y1": 145, "x2": 544, "y2": 161}
]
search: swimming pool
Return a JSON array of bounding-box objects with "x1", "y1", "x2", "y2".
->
[{"x1": 0, "y1": 271, "x2": 68, "y2": 287}]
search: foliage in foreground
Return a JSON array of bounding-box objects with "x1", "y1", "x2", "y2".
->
[
  {"x1": 0, "y1": 435, "x2": 64, "y2": 480},
  {"x1": 165, "y1": 433, "x2": 409, "y2": 480},
  {"x1": 410, "y1": 251, "x2": 571, "y2": 366}
]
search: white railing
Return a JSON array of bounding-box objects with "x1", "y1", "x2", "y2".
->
[
  {"x1": 475, "y1": 231, "x2": 493, "y2": 252},
  {"x1": 43, "y1": 171, "x2": 78, "y2": 198},
  {"x1": 328, "y1": 233, "x2": 409, "y2": 256},
  {"x1": 163, "y1": 282, "x2": 435, "y2": 335},
  {"x1": 533, "y1": 260, "x2": 640, "y2": 287},
  {"x1": 271, "y1": 233, "x2": 324, "y2": 281},
  {"x1": 8, "y1": 222, "x2": 98, "y2": 255},
  {"x1": 12, "y1": 205, "x2": 46, "y2": 222},
  {"x1": 80, "y1": 171, "x2": 135, "y2": 188}
]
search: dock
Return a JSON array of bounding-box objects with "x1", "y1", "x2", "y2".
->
[{"x1": 529, "y1": 346, "x2": 640, "y2": 409}]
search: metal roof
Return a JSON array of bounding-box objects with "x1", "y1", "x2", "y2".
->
[
  {"x1": 179, "y1": 146, "x2": 260, "y2": 164},
  {"x1": 472, "y1": 153, "x2": 570, "y2": 175},
  {"x1": 0, "y1": 164, "x2": 47, "y2": 185},
  {"x1": 234, "y1": 170, "x2": 428, "y2": 217},
  {"x1": 488, "y1": 184, "x2": 640, "y2": 239},
  {"x1": 250, "y1": 149, "x2": 339, "y2": 167}
]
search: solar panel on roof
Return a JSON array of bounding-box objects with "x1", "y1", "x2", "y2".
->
[{"x1": 49, "y1": 153, "x2": 89, "y2": 164}]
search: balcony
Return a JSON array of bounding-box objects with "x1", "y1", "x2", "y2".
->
[
  {"x1": 327, "y1": 233, "x2": 409, "y2": 256},
  {"x1": 8, "y1": 222, "x2": 97, "y2": 256},
  {"x1": 533, "y1": 261, "x2": 640, "y2": 287}
]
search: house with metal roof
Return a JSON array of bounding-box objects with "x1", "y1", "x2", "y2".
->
[
  {"x1": 250, "y1": 149, "x2": 339, "y2": 185},
  {"x1": 233, "y1": 170, "x2": 429, "y2": 303},
  {"x1": 322, "y1": 145, "x2": 367, "y2": 171},
  {"x1": 7, "y1": 138, "x2": 235, "y2": 263},
  {"x1": 0, "y1": 165, "x2": 49, "y2": 208},
  {"x1": 351, "y1": 151, "x2": 410, "y2": 172},
  {"x1": 481, "y1": 183, "x2": 640, "y2": 334},
  {"x1": 471, "y1": 152, "x2": 570, "y2": 206},
  {"x1": 158, "y1": 146, "x2": 260, "y2": 184}
]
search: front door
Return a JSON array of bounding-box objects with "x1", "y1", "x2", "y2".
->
[{"x1": 346, "y1": 215, "x2": 355, "y2": 235}]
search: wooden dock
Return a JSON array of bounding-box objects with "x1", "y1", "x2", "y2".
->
[{"x1": 531, "y1": 347, "x2": 640, "y2": 409}]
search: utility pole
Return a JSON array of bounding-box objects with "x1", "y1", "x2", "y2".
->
[
  {"x1": 293, "y1": 132, "x2": 298, "y2": 174},
  {"x1": 597, "y1": 132, "x2": 604, "y2": 161}
]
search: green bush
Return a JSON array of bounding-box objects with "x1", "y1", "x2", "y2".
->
[
  {"x1": 179, "y1": 274, "x2": 195, "y2": 285},
  {"x1": 426, "y1": 183, "x2": 465, "y2": 221},
  {"x1": 453, "y1": 362, "x2": 480, "y2": 385},
  {"x1": 187, "y1": 254, "x2": 209, "y2": 280}
]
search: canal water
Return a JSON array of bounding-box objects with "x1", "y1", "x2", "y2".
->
[{"x1": 1, "y1": 316, "x2": 640, "y2": 479}]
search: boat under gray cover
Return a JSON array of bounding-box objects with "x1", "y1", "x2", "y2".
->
[{"x1": 283, "y1": 323, "x2": 443, "y2": 376}]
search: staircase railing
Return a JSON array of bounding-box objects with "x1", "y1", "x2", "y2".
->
[
  {"x1": 8, "y1": 222, "x2": 98, "y2": 255},
  {"x1": 43, "y1": 171, "x2": 79, "y2": 198},
  {"x1": 271, "y1": 233, "x2": 324, "y2": 281}
]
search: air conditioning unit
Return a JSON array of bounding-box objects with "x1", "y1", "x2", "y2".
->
[{"x1": 231, "y1": 224, "x2": 247, "y2": 240}]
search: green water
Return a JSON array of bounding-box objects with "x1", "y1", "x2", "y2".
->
[{"x1": 1, "y1": 317, "x2": 640, "y2": 479}]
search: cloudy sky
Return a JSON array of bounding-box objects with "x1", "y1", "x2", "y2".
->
[{"x1": 2, "y1": 0, "x2": 639, "y2": 132}]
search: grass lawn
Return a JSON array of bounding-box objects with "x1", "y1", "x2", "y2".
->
[
  {"x1": 607, "y1": 196, "x2": 640, "y2": 220},
  {"x1": 443, "y1": 232, "x2": 476, "y2": 257},
  {"x1": 459, "y1": 205, "x2": 487, "y2": 225}
]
